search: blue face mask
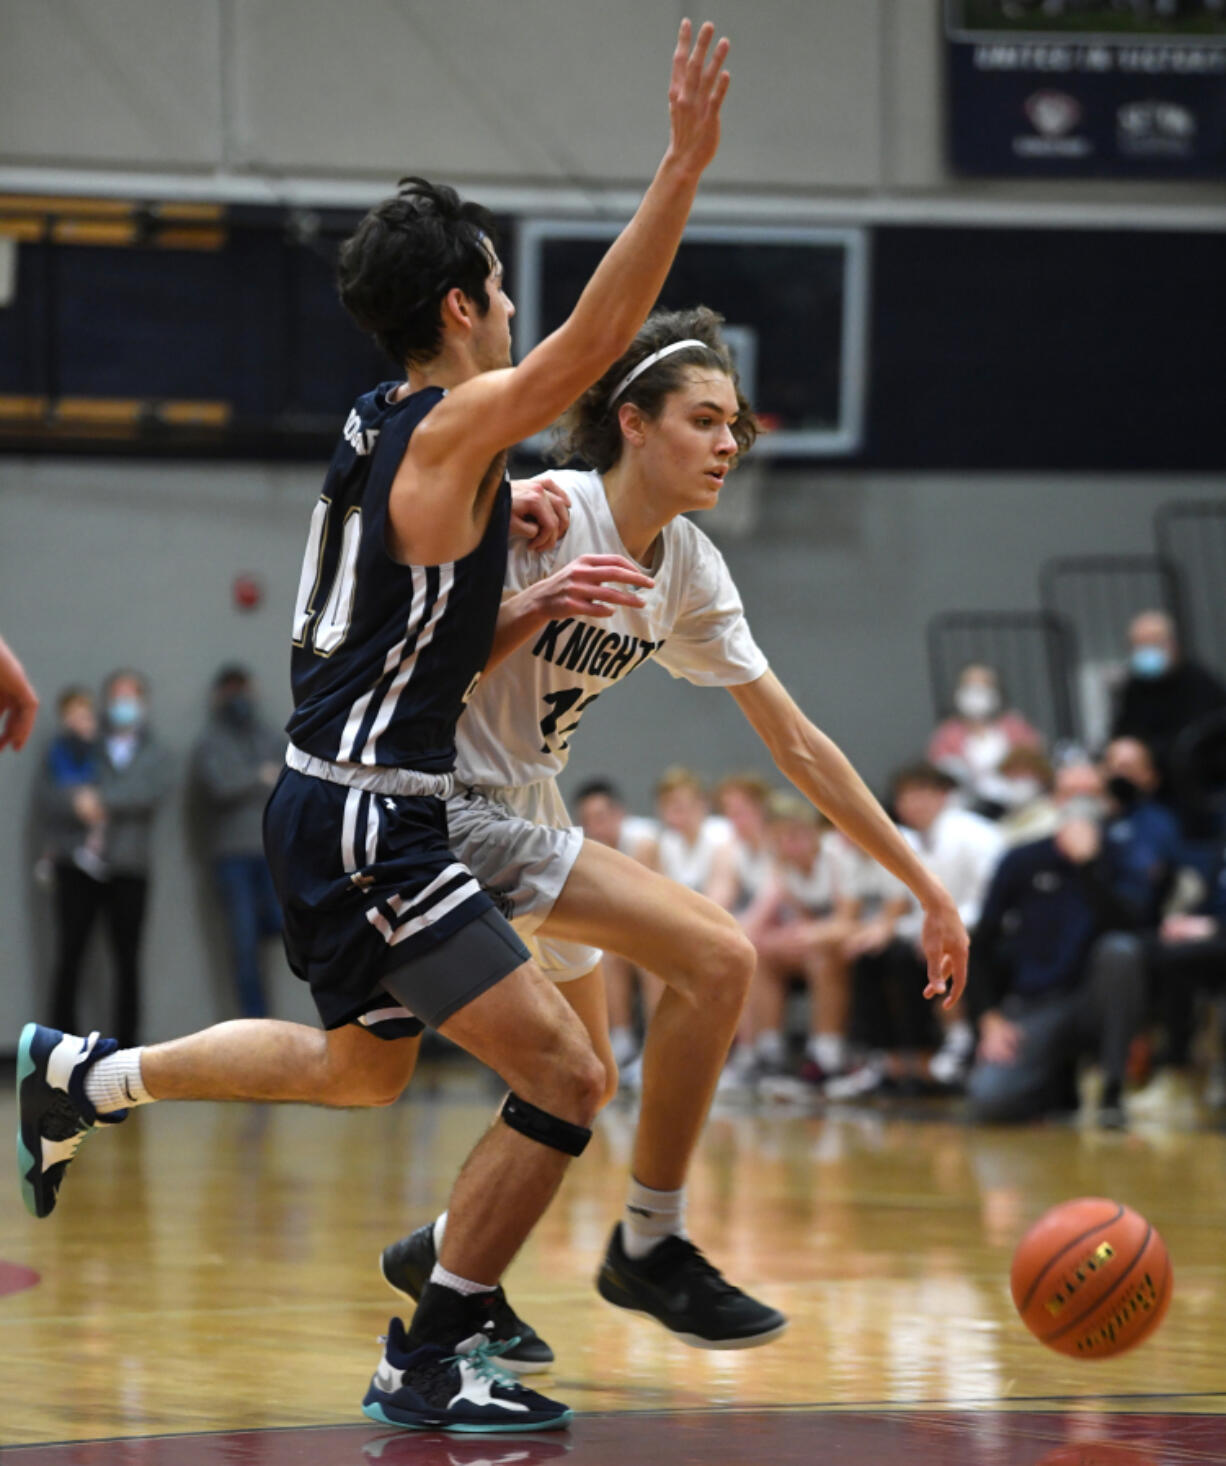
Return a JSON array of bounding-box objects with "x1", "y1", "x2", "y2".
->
[
  {"x1": 1130, "y1": 646, "x2": 1170, "y2": 680},
  {"x1": 107, "y1": 696, "x2": 144, "y2": 730}
]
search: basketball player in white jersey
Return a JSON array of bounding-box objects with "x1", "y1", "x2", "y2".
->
[{"x1": 379, "y1": 304, "x2": 970, "y2": 1355}]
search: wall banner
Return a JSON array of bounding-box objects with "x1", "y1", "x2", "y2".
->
[{"x1": 946, "y1": 1, "x2": 1226, "y2": 176}]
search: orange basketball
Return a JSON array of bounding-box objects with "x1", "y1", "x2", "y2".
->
[{"x1": 1010, "y1": 1197, "x2": 1172, "y2": 1359}]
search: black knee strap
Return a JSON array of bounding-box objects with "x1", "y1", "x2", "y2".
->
[{"x1": 500, "y1": 1092, "x2": 592, "y2": 1157}]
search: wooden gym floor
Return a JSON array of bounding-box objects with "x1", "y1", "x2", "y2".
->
[{"x1": 1, "y1": 1066, "x2": 1224, "y2": 1465}]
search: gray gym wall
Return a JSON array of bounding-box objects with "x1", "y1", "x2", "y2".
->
[{"x1": 2, "y1": 1, "x2": 1224, "y2": 1043}]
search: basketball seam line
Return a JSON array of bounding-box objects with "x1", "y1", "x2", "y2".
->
[
  {"x1": 1017, "y1": 1203, "x2": 1125, "y2": 1314},
  {"x1": 1043, "y1": 1223, "x2": 1153, "y2": 1345}
]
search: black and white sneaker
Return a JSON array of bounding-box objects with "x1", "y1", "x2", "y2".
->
[
  {"x1": 16, "y1": 1025, "x2": 126, "y2": 1219},
  {"x1": 361, "y1": 1316, "x2": 571, "y2": 1434},
  {"x1": 596, "y1": 1224, "x2": 787, "y2": 1350},
  {"x1": 381, "y1": 1224, "x2": 555, "y2": 1375}
]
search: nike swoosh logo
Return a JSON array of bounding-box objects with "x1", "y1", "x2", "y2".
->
[{"x1": 122, "y1": 1079, "x2": 135, "y2": 1102}]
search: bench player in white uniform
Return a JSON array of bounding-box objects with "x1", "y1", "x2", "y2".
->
[
  {"x1": 572, "y1": 778, "x2": 660, "y2": 1070},
  {"x1": 380, "y1": 304, "x2": 970, "y2": 1355}
]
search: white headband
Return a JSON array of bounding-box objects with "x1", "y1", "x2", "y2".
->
[{"x1": 606, "y1": 338, "x2": 709, "y2": 408}]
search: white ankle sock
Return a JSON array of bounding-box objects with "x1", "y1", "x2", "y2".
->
[
  {"x1": 433, "y1": 1211, "x2": 448, "y2": 1251},
  {"x1": 83, "y1": 1048, "x2": 153, "y2": 1114},
  {"x1": 755, "y1": 1030, "x2": 785, "y2": 1064},
  {"x1": 811, "y1": 1034, "x2": 846, "y2": 1073},
  {"x1": 429, "y1": 1261, "x2": 495, "y2": 1296},
  {"x1": 622, "y1": 1178, "x2": 686, "y2": 1260}
]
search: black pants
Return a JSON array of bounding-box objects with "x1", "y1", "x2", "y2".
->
[
  {"x1": 50, "y1": 861, "x2": 149, "y2": 1048},
  {"x1": 1146, "y1": 934, "x2": 1226, "y2": 1068},
  {"x1": 850, "y1": 939, "x2": 939, "y2": 1052}
]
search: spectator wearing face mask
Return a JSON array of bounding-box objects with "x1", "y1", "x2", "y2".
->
[
  {"x1": 965, "y1": 762, "x2": 1148, "y2": 1129},
  {"x1": 42, "y1": 670, "x2": 172, "y2": 1047},
  {"x1": 927, "y1": 664, "x2": 1044, "y2": 811},
  {"x1": 995, "y1": 748, "x2": 1059, "y2": 848},
  {"x1": 1111, "y1": 611, "x2": 1226, "y2": 781},
  {"x1": 191, "y1": 665, "x2": 286, "y2": 1018}
]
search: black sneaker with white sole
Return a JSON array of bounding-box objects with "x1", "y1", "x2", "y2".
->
[
  {"x1": 362, "y1": 1314, "x2": 571, "y2": 1434},
  {"x1": 596, "y1": 1223, "x2": 787, "y2": 1350},
  {"x1": 17, "y1": 1024, "x2": 127, "y2": 1219},
  {"x1": 381, "y1": 1223, "x2": 556, "y2": 1374}
]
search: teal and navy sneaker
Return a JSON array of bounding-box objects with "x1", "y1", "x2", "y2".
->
[
  {"x1": 596, "y1": 1223, "x2": 787, "y2": 1350},
  {"x1": 381, "y1": 1223, "x2": 555, "y2": 1374},
  {"x1": 361, "y1": 1315, "x2": 572, "y2": 1434},
  {"x1": 16, "y1": 1025, "x2": 126, "y2": 1219}
]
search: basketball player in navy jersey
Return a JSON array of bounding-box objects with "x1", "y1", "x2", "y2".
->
[{"x1": 17, "y1": 20, "x2": 734, "y2": 1433}]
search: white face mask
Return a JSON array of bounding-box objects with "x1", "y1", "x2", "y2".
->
[
  {"x1": 999, "y1": 777, "x2": 1041, "y2": 809},
  {"x1": 955, "y1": 684, "x2": 1001, "y2": 721}
]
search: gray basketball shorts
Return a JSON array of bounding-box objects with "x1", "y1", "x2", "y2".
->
[{"x1": 446, "y1": 780, "x2": 602, "y2": 984}]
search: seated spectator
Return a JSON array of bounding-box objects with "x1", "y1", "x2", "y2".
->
[
  {"x1": 654, "y1": 766, "x2": 736, "y2": 906},
  {"x1": 573, "y1": 778, "x2": 660, "y2": 1072},
  {"x1": 1111, "y1": 611, "x2": 1226, "y2": 783},
  {"x1": 966, "y1": 762, "x2": 1148, "y2": 1129},
  {"x1": 1101, "y1": 736, "x2": 1182, "y2": 926},
  {"x1": 995, "y1": 747, "x2": 1059, "y2": 847},
  {"x1": 826, "y1": 851, "x2": 936, "y2": 1102},
  {"x1": 893, "y1": 762, "x2": 1006, "y2": 1087},
  {"x1": 715, "y1": 772, "x2": 775, "y2": 917},
  {"x1": 741, "y1": 794, "x2": 860, "y2": 1089},
  {"x1": 191, "y1": 665, "x2": 286, "y2": 1019},
  {"x1": 927, "y1": 663, "x2": 1044, "y2": 810}
]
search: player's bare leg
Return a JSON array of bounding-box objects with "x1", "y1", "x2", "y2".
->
[{"x1": 141, "y1": 1020, "x2": 419, "y2": 1106}]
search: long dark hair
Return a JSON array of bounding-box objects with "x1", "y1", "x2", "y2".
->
[
  {"x1": 337, "y1": 177, "x2": 497, "y2": 368},
  {"x1": 551, "y1": 306, "x2": 759, "y2": 472}
]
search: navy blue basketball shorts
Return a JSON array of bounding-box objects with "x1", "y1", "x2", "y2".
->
[{"x1": 263, "y1": 768, "x2": 530, "y2": 1036}]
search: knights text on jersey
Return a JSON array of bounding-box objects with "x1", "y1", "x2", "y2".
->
[
  {"x1": 286, "y1": 383, "x2": 510, "y2": 774},
  {"x1": 456, "y1": 469, "x2": 768, "y2": 788}
]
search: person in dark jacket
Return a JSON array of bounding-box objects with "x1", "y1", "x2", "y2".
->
[
  {"x1": 191, "y1": 666, "x2": 285, "y2": 1017},
  {"x1": 966, "y1": 763, "x2": 1147, "y2": 1128},
  {"x1": 1111, "y1": 611, "x2": 1226, "y2": 779},
  {"x1": 41, "y1": 670, "x2": 172, "y2": 1047}
]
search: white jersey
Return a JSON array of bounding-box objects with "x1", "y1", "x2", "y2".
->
[
  {"x1": 732, "y1": 839, "x2": 773, "y2": 911},
  {"x1": 455, "y1": 470, "x2": 768, "y2": 789},
  {"x1": 658, "y1": 815, "x2": 735, "y2": 893},
  {"x1": 619, "y1": 814, "x2": 660, "y2": 861},
  {"x1": 778, "y1": 832, "x2": 860, "y2": 915}
]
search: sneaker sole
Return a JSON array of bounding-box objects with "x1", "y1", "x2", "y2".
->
[
  {"x1": 377, "y1": 1252, "x2": 554, "y2": 1377},
  {"x1": 16, "y1": 1023, "x2": 43, "y2": 1219},
  {"x1": 596, "y1": 1277, "x2": 789, "y2": 1351},
  {"x1": 362, "y1": 1400, "x2": 572, "y2": 1432}
]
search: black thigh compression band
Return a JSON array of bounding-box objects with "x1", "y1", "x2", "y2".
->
[{"x1": 500, "y1": 1092, "x2": 592, "y2": 1157}]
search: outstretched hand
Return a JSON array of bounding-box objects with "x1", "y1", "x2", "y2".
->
[
  {"x1": 666, "y1": 19, "x2": 731, "y2": 178},
  {"x1": 527, "y1": 553, "x2": 653, "y2": 621},
  {"x1": 919, "y1": 897, "x2": 970, "y2": 1010}
]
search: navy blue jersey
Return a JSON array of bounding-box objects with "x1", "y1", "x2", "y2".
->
[{"x1": 286, "y1": 383, "x2": 510, "y2": 774}]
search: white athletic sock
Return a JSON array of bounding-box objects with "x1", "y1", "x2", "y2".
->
[
  {"x1": 811, "y1": 1034, "x2": 847, "y2": 1074},
  {"x1": 943, "y1": 1020, "x2": 975, "y2": 1057},
  {"x1": 433, "y1": 1211, "x2": 448, "y2": 1251},
  {"x1": 83, "y1": 1048, "x2": 153, "y2": 1114},
  {"x1": 622, "y1": 1178, "x2": 687, "y2": 1260},
  {"x1": 429, "y1": 1261, "x2": 495, "y2": 1297},
  {"x1": 754, "y1": 1030, "x2": 785, "y2": 1065}
]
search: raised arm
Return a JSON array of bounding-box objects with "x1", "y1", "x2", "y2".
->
[
  {"x1": 729, "y1": 671, "x2": 969, "y2": 1006},
  {"x1": 399, "y1": 23, "x2": 730, "y2": 513}
]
